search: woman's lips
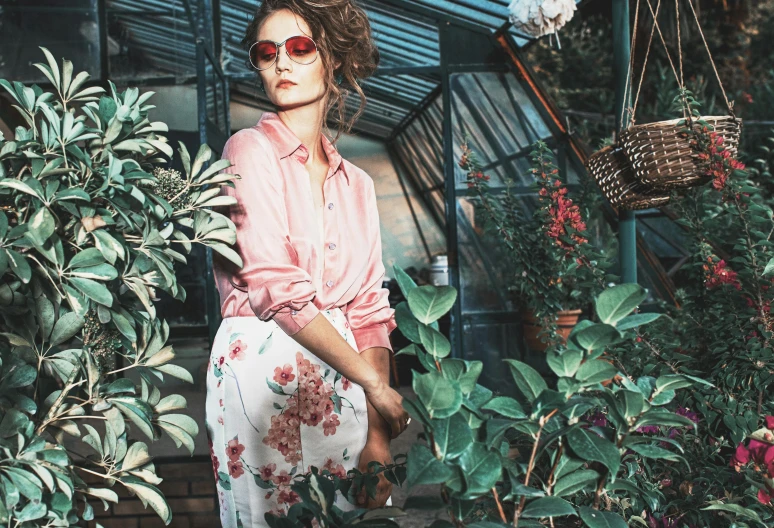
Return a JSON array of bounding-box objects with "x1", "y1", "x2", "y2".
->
[{"x1": 277, "y1": 81, "x2": 296, "y2": 88}]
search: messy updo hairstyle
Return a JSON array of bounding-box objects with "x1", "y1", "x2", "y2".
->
[{"x1": 241, "y1": 0, "x2": 380, "y2": 142}]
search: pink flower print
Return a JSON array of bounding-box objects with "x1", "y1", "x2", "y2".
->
[
  {"x1": 229, "y1": 339, "x2": 248, "y2": 361},
  {"x1": 262, "y1": 408, "x2": 302, "y2": 465},
  {"x1": 226, "y1": 437, "x2": 245, "y2": 461},
  {"x1": 277, "y1": 485, "x2": 300, "y2": 505},
  {"x1": 341, "y1": 377, "x2": 351, "y2": 391},
  {"x1": 270, "y1": 469, "x2": 292, "y2": 487},
  {"x1": 321, "y1": 398, "x2": 335, "y2": 416},
  {"x1": 258, "y1": 463, "x2": 276, "y2": 481},
  {"x1": 218, "y1": 355, "x2": 225, "y2": 367},
  {"x1": 274, "y1": 364, "x2": 295, "y2": 386},
  {"x1": 208, "y1": 360, "x2": 212, "y2": 373},
  {"x1": 268, "y1": 506, "x2": 286, "y2": 519},
  {"x1": 344, "y1": 321, "x2": 349, "y2": 329},
  {"x1": 323, "y1": 414, "x2": 340, "y2": 436},
  {"x1": 219, "y1": 398, "x2": 223, "y2": 407},
  {"x1": 218, "y1": 415, "x2": 224, "y2": 425},
  {"x1": 321, "y1": 457, "x2": 347, "y2": 478},
  {"x1": 208, "y1": 437, "x2": 219, "y2": 482},
  {"x1": 228, "y1": 459, "x2": 244, "y2": 478},
  {"x1": 301, "y1": 405, "x2": 324, "y2": 427}
]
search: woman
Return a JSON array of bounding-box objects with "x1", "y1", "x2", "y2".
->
[{"x1": 204, "y1": 1, "x2": 409, "y2": 526}]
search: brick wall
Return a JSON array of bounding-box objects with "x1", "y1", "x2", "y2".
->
[{"x1": 82, "y1": 456, "x2": 219, "y2": 528}]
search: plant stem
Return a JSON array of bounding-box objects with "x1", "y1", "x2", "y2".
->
[{"x1": 513, "y1": 409, "x2": 558, "y2": 526}]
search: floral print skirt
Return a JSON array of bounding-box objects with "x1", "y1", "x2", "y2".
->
[{"x1": 205, "y1": 308, "x2": 388, "y2": 527}]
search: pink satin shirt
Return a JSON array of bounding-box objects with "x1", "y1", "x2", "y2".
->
[{"x1": 213, "y1": 111, "x2": 397, "y2": 353}]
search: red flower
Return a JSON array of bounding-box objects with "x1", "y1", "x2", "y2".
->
[
  {"x1": 766, "y1": 416, "x2": 774, "y2": 429},
  {"x1": 758, "y1": 488, "x2": 772, "y2": 505},
  {"x1": 226, "y1": 437, "x2": 245, "y2": 461},
  {"x1": 730, "y1": 443, "x2": 750, "y2": 470},
  {"x1": 704, "y1": 259, "x2": 741, "y2": 290}
]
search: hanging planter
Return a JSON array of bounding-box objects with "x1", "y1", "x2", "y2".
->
[
  {"x1": 596, "y1": 0, "x2": 742, "y2": 193},
  {"x1": 586, "y1": 143, "x2": 672, "y2": 210},
  {"x1": 521, "y1": 309, "x2": 582, "y2": 352}
]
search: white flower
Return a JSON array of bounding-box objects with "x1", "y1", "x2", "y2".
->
[{"x1": 508, "y1": 0, "x2": 577, "y2": 39}]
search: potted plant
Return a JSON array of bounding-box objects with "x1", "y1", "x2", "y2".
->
[{"x1": 460, "y1": 137, "x2": 609, "y2": 350}]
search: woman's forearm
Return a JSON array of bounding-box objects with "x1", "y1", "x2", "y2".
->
[
  {"x1": 292, "y1": 312, "x2": 382, "y2": 392},
  {"x1": 360, "y1": 347, "x2": 392, "y2": 442}
]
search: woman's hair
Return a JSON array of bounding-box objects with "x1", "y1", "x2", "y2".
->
[{"x1": 241, "y1": 0, "x2": 380, "y2": 142}]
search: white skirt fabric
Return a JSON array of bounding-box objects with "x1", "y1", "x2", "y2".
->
[{"x1": 205, "y1": 307, "x2": 390, "y2": 527}]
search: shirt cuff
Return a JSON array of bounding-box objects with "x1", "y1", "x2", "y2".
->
[
  {"x1": 351, "y1": 323, "x2": 393, "y2": 354},
  {"x1": 272, "y1": 302, "x2": 320, "y2": 336}
]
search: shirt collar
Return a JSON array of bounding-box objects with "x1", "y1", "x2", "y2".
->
[{"x1": 256, "y1": 111, "x2": 349, "y2": 185}]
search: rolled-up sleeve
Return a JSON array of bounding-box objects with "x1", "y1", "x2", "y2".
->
[
  {"x1": 345, "y1": 180, "x2": 397, "y2": 353},
  {"x1": 221, "y1": 130, "x2": 319, "y2": 335}
]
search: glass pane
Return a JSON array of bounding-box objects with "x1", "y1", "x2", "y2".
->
[{"x1": 0, "y1": 0, "x2": 101, "y2": 82}]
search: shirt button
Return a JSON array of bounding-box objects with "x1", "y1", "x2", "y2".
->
[
  {"x1": 328, "y1": 243, "x2": 336, "y2": 250},
  {"x1": 327, "y1": 202, "x2": 334, "y2": 210},
  {"x1": 291, "y1": 309, "x2": 298, "y2": 315},
  {"x1": 326, "y1": 280, "x2": 334, "y2": 288}
]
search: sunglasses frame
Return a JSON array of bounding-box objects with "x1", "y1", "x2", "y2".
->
[{"x1": 248, "y1": 35, "x2": 320, "y2": 71}]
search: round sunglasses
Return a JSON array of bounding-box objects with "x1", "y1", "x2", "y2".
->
[{"x1": 248, "y1": 35, "x2": 319, "y2": 71}]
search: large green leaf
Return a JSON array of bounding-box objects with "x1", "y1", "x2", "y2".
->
[
  {"x1": 121, "y1": 476, "x2": 171, "y2": 524},
  {"x1": 481, "y1": 397, "x2": 526, "y2": 420},
  {"x1": 413, "y1": 371, "x2": 462, "y2": 419},
  {"x1": 407, "y1": 285, "x2": 457, "y2": 324},
  {"x1": 432, "y1": 413, "x2": 473, "y2": 460},
  {"x1": 595, "y1": 284, "x2": 646, "y2": 325},
  {"x1": 405, "y1": 444, "x2": 452, "y2": 489},
  {"x1": 419, "y1": 324, "x2": 451, "y2": 359},
  {"x1": 552, "y1": 470, "x2": 599, "y2": 497},
  {"x1": 547, "y1": 349, "x2": 583, "y2": 378},
  {"x1": 573, "y1": 324, "x2": 621, "y2": 351},
  {"x1": 504, "y1": 360, "x2": 546, "y2": 403},
  {"x1": 392, "y1": 264, "x2": 418, "y2": 300},
  {"x1": 566, "y1": 428, "x2": 620, "y2": 481},
  {"x1": 578, "y1": 507, "x2": 628, "y2": 528},
  {"x1": 520, "y1": 496, "x2": 576, "y2": 518},
  {"x1": 456, "y1": 443, "x2": 502, "y2": 497}
]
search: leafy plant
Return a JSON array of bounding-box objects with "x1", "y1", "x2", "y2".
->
[
  {"x1": 461, "y1": 138, "x2": 611, "y2": 347},
  {"x1": 0, "y1": 47, "x2": 242, "y2": 526},
  {"x1": 391, "y1": 267, "x2": 703, "y2": 527}
]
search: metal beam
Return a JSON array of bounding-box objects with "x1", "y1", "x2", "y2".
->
[{"x1": 439, "y1": 21, "x2": 463, "y2": 359}]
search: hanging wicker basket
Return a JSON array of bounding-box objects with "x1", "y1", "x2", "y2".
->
[
  {"x1": 586, "y1": 143, "x2": 671, "y2": 210},
  {"x1": 619, "y1": 115, "x2": 742, "y2": 190},
  {"x1": 613, "y1": 0, "x2": 743, "y2": 191}
]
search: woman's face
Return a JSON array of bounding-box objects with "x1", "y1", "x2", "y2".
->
[{"x1": 256, "y1": 9, "x2": 330, "y2": 110}]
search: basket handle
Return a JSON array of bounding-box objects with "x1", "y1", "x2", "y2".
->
[{"x1": 629, "y1": 0, "x2": 686, "y2": 126}]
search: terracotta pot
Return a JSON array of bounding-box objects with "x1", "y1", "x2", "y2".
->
[{"x1": 521, "y1": 309, "x2": 582, "y2": 352}]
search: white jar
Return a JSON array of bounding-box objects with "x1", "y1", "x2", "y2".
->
[{"x1": 429, "y1": 254, "x2": 449, "y2": 286}]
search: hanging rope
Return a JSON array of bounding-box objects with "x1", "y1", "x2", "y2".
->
[
  {"x1": 684, "y1": 0, "x2": 735, "y2": 118},
  {"x1": 618, "y1": 0, "x2": 641, "y2": 132}
]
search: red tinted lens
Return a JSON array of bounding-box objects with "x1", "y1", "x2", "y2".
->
[
  {"x1": 251, "y1": 41, "x2": 278, "y2": 69},
  {"x1": 285, "y1": 36, "x2": 317, "y2": 63}
]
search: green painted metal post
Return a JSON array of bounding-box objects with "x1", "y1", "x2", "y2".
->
[{"x1": 613, "y1": 0, "x2": 637, "y2": 284}]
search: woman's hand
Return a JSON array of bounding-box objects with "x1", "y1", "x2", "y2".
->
[
  {"x1": 363, "y1": 380, "x2": 409, "y2": 438},
  {"x1": 356, "y1": 437, "x2": 393, "y2": 508}
]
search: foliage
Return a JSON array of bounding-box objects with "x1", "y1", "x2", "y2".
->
[
  {"x1": 601, "y1": 114, "x2": 774, "y2": 524},
  {"x1": 461, "y1": 138, "x2": 611, "y2": 345},
  {"x1": 0, "y1": 48, "x2": 242, "y2": 526},
  {"x1": 391, "y1": 271, "x2": 705, "y2": 527}
]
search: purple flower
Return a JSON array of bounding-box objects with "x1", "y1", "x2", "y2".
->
[
  {"x1": 637, "y1": 425, "x2": 659, "y2": 434},
  {"x1": 676, "y1": 406, "x2": 699, "y2": 424}
]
